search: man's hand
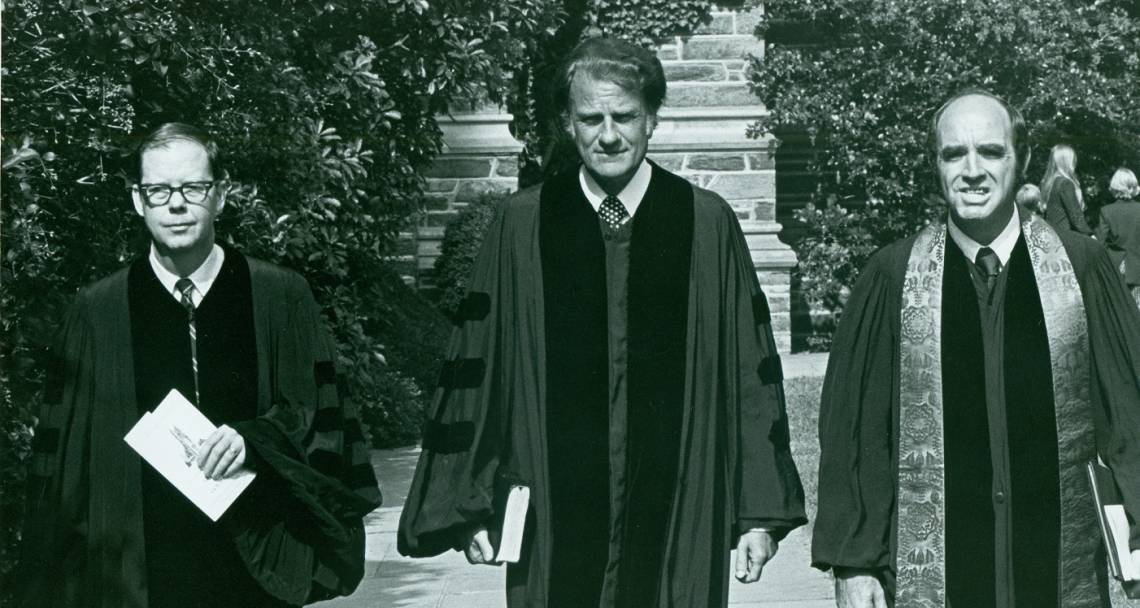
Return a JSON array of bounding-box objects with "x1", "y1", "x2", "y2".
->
[
  {"x1": 834, "y1": 568, "x2": 888, "y2": 608},
  {"x1": 734, "y1": 529, "x2": 778, "y2": 583},
  {"x1": 196, "y1": 424, "x2": 247, "y2": 480},
  {"x1": 464, "y1": 527, "x2": 496, "y2": 565}
]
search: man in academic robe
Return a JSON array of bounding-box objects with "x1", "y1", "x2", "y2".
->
[
  {"x1": 14, "y1": 123, "x2": 382, "y2": 607},
  {"x1": 398, "y1": 37, "x2": 806, "y2": 607},
  {"x1": 813, "y1": 89, "x2": 1140, "y2": 608}
]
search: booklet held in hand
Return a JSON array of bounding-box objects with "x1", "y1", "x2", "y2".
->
[{"x1": 124, "y1": 389, "x2": 255, "y2": 521}]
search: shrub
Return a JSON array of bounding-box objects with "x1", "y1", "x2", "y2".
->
[
  {"x1": 433, "y1": 193, "x2": 505, "y2": 318},
  {"x1": 750, "y1": 0, "x2": 1140, "y2": 315}
]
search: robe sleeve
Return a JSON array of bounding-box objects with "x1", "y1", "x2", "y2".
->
[
  {"x1": 15, "y1": 291, "x2": 95, "y2": 606},
  {"x1": 1081, "y1": 245, "x2": 1140, "y2": 551},
  {"x1": 397, "y1": 202, "x2": 510, "y2": 557},
  {"x1": 229, "y1": 271, "x2": 382, "y2": 603},
  {"x1": 234, "y1": 274, "x2": 380, "y2": 517},
  {"x1": 722, "y1": 205, "x2": 807, "y2": 540},
  {"x1": 811, "y1": 247, "x2": 901, "y2": 573}
]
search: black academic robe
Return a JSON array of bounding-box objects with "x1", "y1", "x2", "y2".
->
[
  {"x1": 16, "y1": 249, "x2": 382, "y2": 608},
  {"x1": 1096, "y1": 199, "x2": 1140, "y2": 286},
  {"x1": 398, "y1": 164, "x2": 807, "y2": 607},
  {"x1": 813, "y1": 219, "x2": 1140, "y2": 608},
  {"x1": 1046, "y1": 178, "x2": 1093, "y2": 236}
]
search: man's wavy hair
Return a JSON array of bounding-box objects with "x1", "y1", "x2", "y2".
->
[
  {"x1": 552, "y1": 36, "x2": 667, "y2": 116},
  {"x1": 927, "y1": 87, "x2": 1031, "y2": 179}
]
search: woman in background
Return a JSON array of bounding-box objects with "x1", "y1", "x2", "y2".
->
[
  {"x1": 1016, "y1": 183, "x2": 1045, "y2": 217},
  {"x1": 1096, "y1": 168, "x2": 1140, "y2": 307},
  {"x1": 1042, "y1": 144, "x2": 1093, "y2": 235}
]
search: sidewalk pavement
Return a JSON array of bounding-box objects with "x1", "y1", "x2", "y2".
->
[{"x1": 314, "y1": 352, "x2": 834, "y2": 608}]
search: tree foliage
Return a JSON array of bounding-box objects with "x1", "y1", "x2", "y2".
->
[
  {"x1": 0, "y1": 0, "x2": 561, "y2": 580},
  {"x1": 433, "y1": 193, "x2": 504, "y2": 320},
  {"x1": 750, "y1": 0, "x2": 1140, "y2": 316}
]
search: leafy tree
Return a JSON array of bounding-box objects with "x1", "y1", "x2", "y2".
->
[
  {"x1": 0, "y1": 0, "x2": 561, "y2": 581},
  {"x1": 433, "y1": 193, "x2": 504, "y2": 319},
  {"x1": 750, "y1": 0, "x2": 1140, "y2": 322}
]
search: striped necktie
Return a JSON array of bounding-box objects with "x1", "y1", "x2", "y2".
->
[{"x1": 174, "y1": 278, "x2": 200, "y2": 404}]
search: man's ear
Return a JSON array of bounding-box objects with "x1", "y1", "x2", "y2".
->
[
  {"x1": 214, "y1": 175, "x2": 229, "y2": 214},
  {"x1": 561, "y1": 111, "x2": 573, "y2": 138},
  {"x1": 131, "y1": 186, "x2": 146, "y2": 217},
  {"x1": 646, "y1": 112, "x2": 659, "y2": 138}
]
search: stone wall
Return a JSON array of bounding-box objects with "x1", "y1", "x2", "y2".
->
[{"x1": 416, "y1": 4, "x2": 797, "y2": 352}]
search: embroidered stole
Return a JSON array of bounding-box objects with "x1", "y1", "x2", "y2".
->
[{"x1": 896, "y1": 214, "x2": 1100, "y2": 607}]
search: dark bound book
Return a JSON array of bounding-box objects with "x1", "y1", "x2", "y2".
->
[{"x1": 1086, "y1": 460, "x2": 1140, "y2": 598}]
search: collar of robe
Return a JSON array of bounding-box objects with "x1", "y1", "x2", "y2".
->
[{"x1": 895, "y1": 212, "x2": 1099, "y2": 606}]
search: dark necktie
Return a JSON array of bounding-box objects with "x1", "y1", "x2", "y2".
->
[
  {"x1": 599, "y1": 195, "x2": 629, "y2": 230},
  {"x1": 975, "y1": 247, "x2": 1001, "y2": 295},
  {"x1": 175, "y1": 278, "x2": 200, "y2": 404}
]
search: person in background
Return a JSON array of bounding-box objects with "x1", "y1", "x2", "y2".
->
[
  {"x1": 1096, "y1": 168, "x2": 1140, "y2": 307},
  {"x1": 1015, "y1": 183, "x2": 1044, "y2": 217},
  {"x1": 1042, "y1": 143, "x2": 1093, "y2": 235}
]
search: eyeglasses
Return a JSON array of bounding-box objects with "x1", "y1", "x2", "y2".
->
[{"x1": 136, "y1": 181, "x2": 219, "y2": 207}]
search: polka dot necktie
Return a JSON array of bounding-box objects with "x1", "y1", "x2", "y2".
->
[
  {"x1": 175, "y1": 278, "x2": 200, "y2": 404},
  {"x1": 599, "y1": 194, "x2": 629, "y2": 230}
]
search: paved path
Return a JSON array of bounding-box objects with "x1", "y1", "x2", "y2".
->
[{"x1": 314, "y1": 353, "x2": 833, "y2": 607}]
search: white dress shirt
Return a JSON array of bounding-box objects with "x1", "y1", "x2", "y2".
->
[
  {"x1": 947, "y1": 206, "x2": 1021, "y2": 267},
  {"x1": 578, "y1": 160, "x2": 653, "y2": 219},
  {"x1": 148, "y1": 244, "x2": 225, "y2": 307}
]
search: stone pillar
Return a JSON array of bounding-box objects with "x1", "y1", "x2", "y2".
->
[
  {"x1": 417, "y1": 4, "x2": 795, "y2": 351},
  {"x1": 651, "y1": 5, "x2": 795, "y2": 352},
  {"x1": 415, "y1": 113, "x2": 521, "y2": 291}
]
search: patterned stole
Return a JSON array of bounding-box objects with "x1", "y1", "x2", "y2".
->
[{"x1": 896, "y1": 214, "x2": 1100, "y2": 607}]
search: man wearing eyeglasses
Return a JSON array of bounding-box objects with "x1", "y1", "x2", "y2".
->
[{"x1": 15, "y1": 123, "x2": 381, "y2": 607}]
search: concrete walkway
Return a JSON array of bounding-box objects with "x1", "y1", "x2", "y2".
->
[{"x1": 314, "y1": 352, "x2": 834, "y2": 608}]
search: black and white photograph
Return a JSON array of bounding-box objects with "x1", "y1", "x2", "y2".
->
[{"x1": 2, "y1": 1, "x2": 1140, "y2": 607}]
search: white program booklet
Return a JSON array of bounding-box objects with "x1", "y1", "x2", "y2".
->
[{"x1": 124, "y1": 389, "x2": 256, "y2": 521}]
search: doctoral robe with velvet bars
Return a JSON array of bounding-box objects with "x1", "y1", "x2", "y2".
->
[
  {"x1": 15, "y1": 250, "x2": 382, "y2": 608},
  {"x1": 813, "y1": 214, "x2": 1140, "y2": 608},
  {"x1": 398, "y1": 164, "x2": 806, "y2": 607}
]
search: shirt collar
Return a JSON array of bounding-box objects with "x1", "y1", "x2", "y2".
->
[
  {"x1": 578, "y1": 159, "x2": 653, "y2": 217},
  {"x1": 148, "y1": 244, "x2": 225, "y2": 307},
  {"x1": 947, "y1": 206, "x2": 1021, "y2": 267}
]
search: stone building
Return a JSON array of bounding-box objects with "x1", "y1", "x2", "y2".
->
[{"x1": 412, "y1": 5, "x2": 797, "y2": 353}]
